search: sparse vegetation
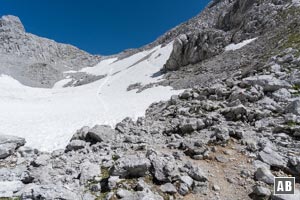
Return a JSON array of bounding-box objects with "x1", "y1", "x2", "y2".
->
[
  {"x1": 287, "y1": 121, "x2": 300, "y2": 127},
  {"x1": 283, "y1": 33, "x2": 300, "y2": 54},
  {"x1": 293, "y1": 84, "x2": 300, "y2": 91},
  {"x1": 278, "y1": 6, "x2": 300, "y2": 21},
  {"x1": 112, "y1": 154, "x2": 119, "y2": 161},
  {"x1": 101, "y1": 166, "x2": 110, "y2": 179}
]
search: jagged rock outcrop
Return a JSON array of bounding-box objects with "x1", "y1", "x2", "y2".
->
[
  {"x1": 163, "y1": 0, "x2": 285, "y2": 71},
  {"x1": 164, "y1": 30, "x2": 229, "y2": 71}
]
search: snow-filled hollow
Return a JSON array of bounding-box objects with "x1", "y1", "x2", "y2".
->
[
  {"x1": 0, "y1": 43, "x2": 183, "y2": 151},
  {"x1": 225, "y1": 38, "x2": 257, "y2": 51}
]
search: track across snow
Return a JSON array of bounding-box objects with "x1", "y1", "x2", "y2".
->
[{"x1": 0, "y1": 43, "x2": 182, "y2": 151}]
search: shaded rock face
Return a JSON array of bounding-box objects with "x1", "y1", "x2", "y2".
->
[
  {"x1": 71, "y1": 125, "x2": 116, "y2": 144},
  {"x1": 217, "y1": 0, "x2": 257, "y2": 32},
  {"x1": 0, "y1": 15, "x2": 101, "y2": 88},
  {"x1": 164, "y1": 30, "x2": 228, "y2": 71},
  {"x1": 216, "y1": 0, "x2": 277, "y2": 42}
]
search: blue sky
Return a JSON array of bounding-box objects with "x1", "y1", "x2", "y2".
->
[{"x1": 0, "y1": 0, "x2": 211, "y2": 55}]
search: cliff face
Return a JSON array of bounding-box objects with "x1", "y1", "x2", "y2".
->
[{"x1": 0, "y1": 15, "x2": 101, "y2": 87}]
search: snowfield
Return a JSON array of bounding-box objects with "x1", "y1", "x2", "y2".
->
[{"x1": 0, "y1": 43, "x2": 182, "y2": 151}]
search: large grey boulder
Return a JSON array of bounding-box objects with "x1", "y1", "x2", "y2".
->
[
  {"x1": 221, "y1": 105, "x2": 248, "y2": 121},
  {"x1": 187, "y1": 166, "x2": 208, "y2": 182},
  {"x1": 254, "y1": 167, "x2": 274, "y2": 185},
  {"x1": 71, "y1": 125, "x2": 116, "y2": 144},
  {"x1": 258, "y1": 147, "x2": 287, "y2": 169},
  {"x1": 66, "y1": 140, "x2": 86, "y2": 152},
  {"x1": 80, "y1": 161, "x2": 101, "y2": 184},
  {"x1": 111, "y1": 155, "x2": 151, "y2": 178},
  {"x1": 272, "y1": 88, "x2": 291, "y2": 102},
  {"x1": 147, "y1": 150, "x2": 178, "y2": 183},
  {"x1": 164, "y1": 29, "x2": 228, "y2": 71},
  {"x1": 229, "y1": 86, "x2": 264, "y2": 103},
  {"x1": 242, "y1": 75, "x2": 291, "y2": 92},
  {"x1": 85, "y1": 125, "x2": 116, "y2": 143},
  {"x1": 285, "y1": 99, "x2": 300, "y2": 115},
  {"x1": 31, "y1": 154, "x2": 51, "y2": 167},
  {"x1": 160, "y1": 183, "x2": 177, "y2": 194},
  {"x1": 252, "y1": 185, "x2": 271, "y2": 197},
  {"x1": 0, "y1": 135, "x2": 26, "y2": 159},
  {"x1": 70, "y1": 126, "x2": 90, "y2": 141},
  {"x1": 180, "y1": 175, "x2": 194, "y2": 189}
]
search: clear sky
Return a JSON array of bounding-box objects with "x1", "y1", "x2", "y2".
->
[{"x1": 0, "y1": 0, "x2": 211, "y2": 55}]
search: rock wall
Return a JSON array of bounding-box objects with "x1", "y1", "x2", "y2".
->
[{"x1": 164, "y1": 0, "x2": 282, "y2": 71}]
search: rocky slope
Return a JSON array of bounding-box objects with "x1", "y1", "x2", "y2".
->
[
  {"x1": 1, "y1": 0, "x2": 300, "y2": 200},
  {"x1": 0, "y1": 15, "x2": 101, "y2": 88}
]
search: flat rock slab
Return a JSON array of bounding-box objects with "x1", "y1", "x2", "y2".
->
[
  {"x1": 258, "y1": 147, "x2": 287, "y2": 169},
  {"x1": 111, "y1": 155, "x2": 151, "y2": 178}
]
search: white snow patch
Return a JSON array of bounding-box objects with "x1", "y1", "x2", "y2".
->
[
  {"x1": 0, "y1": 43, "x2": 182, "y2": 151},
  {"x1": 80, "y1": 57, "x2": 118, "y2": 76},
  {"x1": 63, "y1": 70, "x2": 78, "y2": 74},
  {"x1": 225, "y1": 38, "x2": 257, "y2": 51}
]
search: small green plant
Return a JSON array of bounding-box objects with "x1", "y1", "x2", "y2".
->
[
  {"x1": 286, "y1": 121, "x2": 300, "y2": 127},
  {"x1": 144, "y1": 175, "x2": 153, "y2": 184},
  {"x1": 112, "y1": 155, "x2": 119, "y2": 161},
  {"x1": 101, "y1": 166, "x2": 110, "y2": 179},
  {"x1": 282, "y1": 33, "x2": 300, "y2": 53},
  {"x1": 293, "y1": 85, "x2": 300, "y2": 91}
]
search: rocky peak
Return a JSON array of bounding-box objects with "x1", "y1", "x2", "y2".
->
[
  {"x1": 0, "y1": 15, "x2": 25, "y2": 33},
  {"x1": 0, "y1": 14, "x2": 102, "y2": 88}
]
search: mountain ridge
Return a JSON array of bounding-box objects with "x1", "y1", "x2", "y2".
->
[{"x1": 0, "y1": 15, "x2": 102, "y2": 88}]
